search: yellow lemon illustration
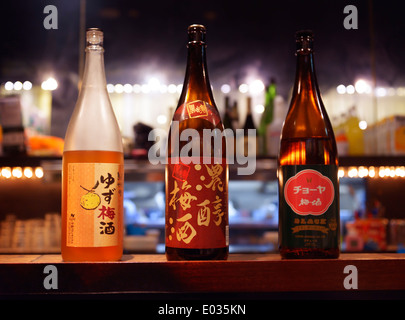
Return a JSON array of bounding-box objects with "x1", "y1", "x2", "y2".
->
[{"x1": 80, "y1": 191, "x2": 101, "y2": 210}]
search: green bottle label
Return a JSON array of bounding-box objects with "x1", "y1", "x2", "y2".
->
[{"x1": 279, "y1": 165, "x2": 340, "y2": 250}]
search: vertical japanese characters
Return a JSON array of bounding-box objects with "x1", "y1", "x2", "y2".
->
[
  {"x1": 167, "y1": 162, "x2": 227, "y2": 248},
  {"x1": 66, "y1": 164, "x2": 122, "y2": 248}
]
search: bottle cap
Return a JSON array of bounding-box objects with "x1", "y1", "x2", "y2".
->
[
  {"x1": 295, "y1": 30, "x2": 314, "y2": 52},
  {"x1": 188, "y1": 24, "x2": 206, "y2": 43},
  {"x1": 295, "y1": 30, "x2": 314, "y2": 40},
  {"x1": 86, "y1": 28, "x2": 103, "y2": 48}
]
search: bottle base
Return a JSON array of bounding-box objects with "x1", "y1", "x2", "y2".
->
[
  {"x1": 61, "y1": 246, "x2": 123, "y2": 262},
  {"x1": 279, "y1": 247, "x2": 340, "y2": 259},
  {"x1": 165, "y1": 246, "x2": 228, "y2": 261}
]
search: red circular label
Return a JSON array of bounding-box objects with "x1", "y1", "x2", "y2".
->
[{"x1": 284, "y1": 169, "x2": 334, "y2": 216}]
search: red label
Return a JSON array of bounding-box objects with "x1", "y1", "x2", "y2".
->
[
  {"x1": 186, "y1": 101, "x2": 209, "y2": 118},
  {"x1": 284, "y1": 169, "x2": 334, "y2": 216},
  {"x1": 173, "y1": 100, "x2": 221, "y2": 126},
  {"x1": 166, "y1": 157, "x2": 228, "y2": 249}
]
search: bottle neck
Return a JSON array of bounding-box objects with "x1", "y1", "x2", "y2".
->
[
  {"x1": 81, "y1": 46, "x2": 107, "y2": 90},
  {"x1": 246, "y1": 97, "x2": 252, "y2": 114},
  {"x1": 292, "y1": 49, "x2": 319, "y2": 98},
  {"x1": 179, "y1": 42, "x2": 215, "y2": 105}
]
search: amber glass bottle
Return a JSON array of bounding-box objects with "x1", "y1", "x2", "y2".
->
[
  {"x1": 242, "y1": 96, "x2": 258, "y2": 157},
  {"x1": 165, "y1": 24, "x2": 229, "y2": 260},
  {"x1": 278, "y1": 30, "x2": 340, "y2": 259},
  {"x1": 62, "y1": 28, "x2": 124, "y2": 261}
]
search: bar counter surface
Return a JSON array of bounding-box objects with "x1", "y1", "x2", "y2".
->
[{"x1": 1, "y1": 253, "x2": 405, "y2": 299}]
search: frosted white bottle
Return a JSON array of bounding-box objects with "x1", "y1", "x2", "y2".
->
[{"x1": 61, "y1": 28, "x2": 124, "y2": 261}]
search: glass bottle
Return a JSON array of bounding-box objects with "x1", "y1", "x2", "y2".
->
[
  {"x1": 258, "y1": 79, "x2": 277, "y2": 155},
  {"x1": 231, "y1": 100, "x2": 240, "y2": 130},
  {"x1": 165, "y1": 24, "x2": 229, "y2": 261},
  {"x1": 61, "y1": 28, "x2": 124, "y2": 261},
  {"x1": 278, "y1": 30, "x2": 340, "y2": 259},
  {"x1": 267, "y1": 95, "x2": 287, "y2": 156},
  {"x1": 344, "y1": 106, "x2": 364, "y2": 155},
  {"x1": 0, "y1": 97, "x2": 27, "y2": 156},
  {"x1": 222, "y1": 96, "x2": 236, "y2": 157},
  {"x1": 242, "y1": 96, "x2": 258, "y2": 156},
  {"x1": 222, "y1": 96, "x2": 234, "y2": 131}
]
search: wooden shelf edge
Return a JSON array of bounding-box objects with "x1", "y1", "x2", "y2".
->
[{"x1": 1, "y1": 253, "x2": 405, "y2": 296}]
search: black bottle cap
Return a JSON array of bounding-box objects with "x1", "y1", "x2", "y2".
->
[
  {"x1": 188, "y1": 24, "x2": 206, "y2": 43},
  {"x1": 295, "y1": 30, "x2": 314, "y2": 52},
  {"x1": 295, "y1": 30, "x2": 314, "y2": 40}
]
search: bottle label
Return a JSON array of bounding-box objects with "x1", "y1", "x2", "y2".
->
[
  {"x1": 165, "y1": 157, "x2": 228, "y2": 249},
  {"x1": 284, "y1": 169, "x2": 334, "y2": 215},
  {"x1": 66, "y1": 162, "x2": 123, "y2": 247},
  {"x1": 186, "y1": 100, "x2": 209, "y2": 118},
  {"x1": 173, "y1": 100, "x2": 221, "y2": 125},
  {"x1": 279, "y1": 165, "x2": 339, "y2": 249}
]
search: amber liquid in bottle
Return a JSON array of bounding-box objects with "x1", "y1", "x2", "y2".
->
[
  {"x1": 165, "y1": 24, "x2": 229, "y2": 260},
  {"x1": 278, "y1": 31, "x2": 340, "y2": 259},
  {"x1": 62, "y1": 150, "x2": 123, "y2": 261},
  {"x1": 61, "y1": 29, "x2": 124, "y2": 261}
]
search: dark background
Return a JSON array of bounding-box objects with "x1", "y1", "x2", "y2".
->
[{"x1": 0, "y1": 0, "x2": 404, "y2": 137}]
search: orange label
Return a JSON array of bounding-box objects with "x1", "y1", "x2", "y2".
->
[{"x1": 67, "y1": 162, "x2": 123, "y2": 247}]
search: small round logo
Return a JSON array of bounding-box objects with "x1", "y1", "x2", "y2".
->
[{"x1": 284, "y1": 169, "x2": 334, "y2": 216}]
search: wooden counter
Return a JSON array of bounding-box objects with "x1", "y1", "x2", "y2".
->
[{"x1": 1, "y1": 253, "x2": 405, "y2": 299}]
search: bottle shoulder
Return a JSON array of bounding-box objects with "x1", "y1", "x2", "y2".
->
[
  {"x1": 177, "y1": 86, "x2": 217, "y2": 110},
  {"x1": 282, "y1": 95, "x2": 334, "y2": 139},
  {"x1": 64, "y1": 90, "x2": 123, "y2": 152}
]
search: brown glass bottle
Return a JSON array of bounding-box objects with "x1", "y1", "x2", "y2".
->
[
  {"x1": 165, "y1": 24, "x2": 229, "y2": 260},
  {"x1": 278, "y1": 30, "x2": 340, "y2": 259},
  {"x1": 242, "y1": 96, "x2": 258, "y2": 157}
]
